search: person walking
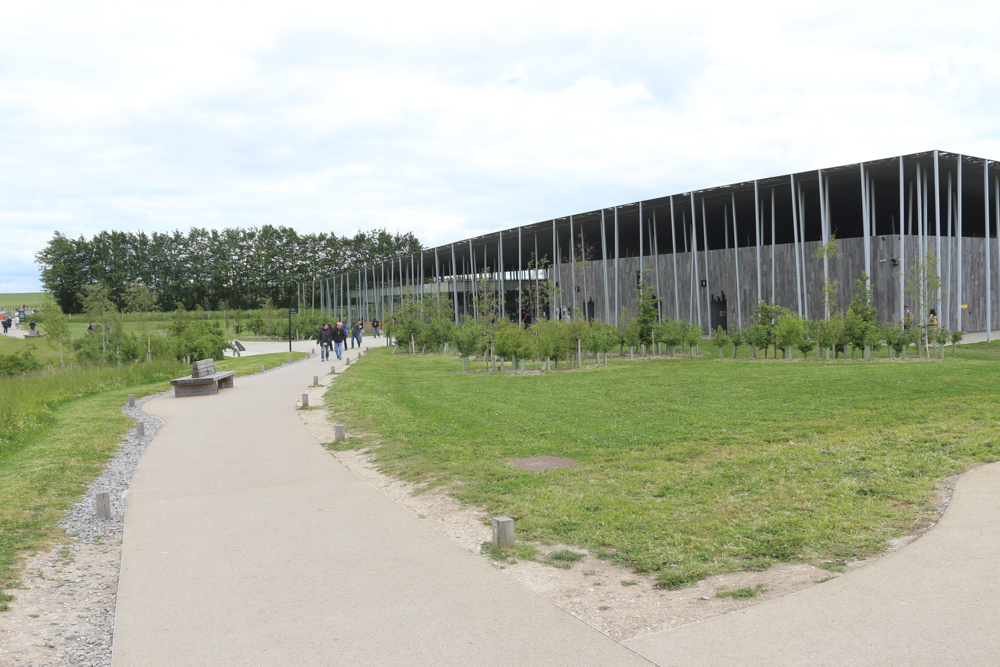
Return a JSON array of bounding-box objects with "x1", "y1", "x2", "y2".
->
[
  {"x1": 372, "y1": 318, "x2": 380, "y2": 338},
  {"x1": 351, "y1": 320, "x2": 363, "y2": 349},
  {"x1": 316, "y1": 323, "x2": 334, "y2": 362},
  {"x1": 904, "y1": 305, "x2": 914, "y2": 329},
  {"x1": 332, "y1": 321, "x2": 347, "y2": 360},
  {"x1": 1, "y1": 316, "x2": 8, "y2": 335}
]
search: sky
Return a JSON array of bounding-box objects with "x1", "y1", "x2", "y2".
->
[{"x1": 3, "y1": 1, "x2": 1000, "y2": 292}]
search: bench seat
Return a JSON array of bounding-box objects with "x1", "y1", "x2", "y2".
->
[{"x1": 170, "y1": 359, "x2": 235, "y2": 398}]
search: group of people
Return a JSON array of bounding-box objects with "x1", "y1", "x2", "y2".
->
[
  {"x1": 903, "y1": 306, "x2": 938, "y2": 329},
  {"x1": 316, "y1": 319, "x2": 369, "y2": 362}
]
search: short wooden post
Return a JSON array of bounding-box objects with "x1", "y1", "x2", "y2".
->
[
  {"x1": 313, "y1": 375, "x2": 319, "y2": 386},
  {"x1": 334, "y1": 424, "x2": 346, "y2": 443},
  {"x1": 95, "y1": 490, "x2": 111, "y2": 520},
  {"x1": 345, "y1": 357, "x2": 350, "y2": 365},
  {"x1": 492, "y1": 517, "x2": 515, "y2": 549},
  {"x1": 260, "y1": 364, "x2": 266, "y2": 373},
  {"x1": 128, "y1": 394, "x2": 135, "y2": 407},
  {"x1": 287, "y1": 357, "x2": 291, "y2": 364},
  {"x1": 331, "y1": 366, "x2": 336, "y2": 374},
  {"x1": 301, "y1": 393, "x2": 309, "y2": 407},
  {"x1": 136, "y1": 421, "x2": 145, "y2": 438}
]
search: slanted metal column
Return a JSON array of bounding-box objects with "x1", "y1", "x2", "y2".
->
[
  {"x1": 469, "y1": 239, "x2": 477, "y2": 318},
  {"x1": 860, "y1": 163, "x2": 872, "y2": 287},
  {"x1": 569, "y1": 216, "x2": 577, "y2": 316},
  {"x1": 899, "y1": 156, "x2": 906, "y2": 324},
  {"x1": 601, "y1": 210, "x2": 610, "y2": 323},
  {"x1": 790, "y1": 174, "x2": 803, "y2": 316},
  {"x1": 985, "y1": 160, "x2": 991, "y2": 341},
  {"x1": 701, "y1": 199, "x2": 711, "y2": 331},
  {"x1": 670, "y1": 195, "x2": 679, "y2": 319},
  {"x1": 934, "y1": 151, "x2": 943, "y2": 327},
  {"x1": 946, "y1": 172, "x2": 953, "y2": 328},
  {"x1": 498, "y1": 231, "x2": 505, "y2": 319},
  {"x1": 771, "y1": 188, "x2": 776, "y2": 304},
  {"x1": 614, "y1": 209, "x2": 620, "y2": 327},
  {"x1": 957, "y1": 155, "x2": 964, "y2": 332},
  {"x1": 580, "y1": 225, "x2": 589, "y2": 319},
  {"x1": 652, "y1": 211, "x2": 662, "y2": 323},
  {"x1": 638, "y1": 201, "x2": 644, "y2": 277},
  {"x1": 731, "y1": 192, "x2": 742, "y2": 327},
  {"x1": 754, "y1": 181, "x2": 761, "y2": 305},
  {"x1": 518, "y1": 227, "x2": 523, "y2": 323},
  {"x1": 451, "y1": 244, "x2": 459, "y2": 322},
  {"x1": 690, "y1": 196, "x2": 702, "y2": 329}
]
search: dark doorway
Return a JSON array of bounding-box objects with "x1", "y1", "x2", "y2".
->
[{"x1": 710, "y1": 293, "x2": 728, "y2": 332}]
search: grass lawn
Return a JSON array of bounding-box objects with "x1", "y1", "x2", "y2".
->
[
  {"x1": 0, "y1": 293, "x2": 46, "y2": 309},
  {"x1": 0, "y1": 351, "x2": 305, "y2": 609},
  {"x1": 326, "y1": 344, "x2": 1000, "y2": 588}
]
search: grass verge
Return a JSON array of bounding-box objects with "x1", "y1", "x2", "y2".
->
[
  {"x1": 0, "y1": 352, "x2": 304, "y2": 609},
  {"x1": 324, "y1": 343, "x2": 1000, "y2": 588}
]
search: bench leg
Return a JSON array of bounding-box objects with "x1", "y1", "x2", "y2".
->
[{"x1": 218, "y1": 376, "x2": 234, "y2": 389}]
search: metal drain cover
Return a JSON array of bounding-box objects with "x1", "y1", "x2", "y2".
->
[{"x1": 506, "y1": 455, "x2": 579, "y2": 471}]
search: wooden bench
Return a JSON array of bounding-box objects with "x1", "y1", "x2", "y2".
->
[{"x1": 170, "y1": 359, "x2": 236, "y2": 398}]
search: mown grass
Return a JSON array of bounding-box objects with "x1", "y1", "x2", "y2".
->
[
  {"x1": 325, "y1": 342, "x2": 1000, "y2": 589},
  {"x1": 0, "y1": 293, "x2": 46, "y2": 309},
  {"x1": 0, "y1": 352, "x2": 304, "y2": 608}
]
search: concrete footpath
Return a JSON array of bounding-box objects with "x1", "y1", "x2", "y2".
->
[
  {"x1": 111, "y1": 344, "x2": 653, "y2": 666},
  {"x1": 114, "y1": 338, "x2": 1000, "y2": 666}
]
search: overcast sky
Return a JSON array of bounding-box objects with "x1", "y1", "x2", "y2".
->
[{"x1": 3, "y1": 1, "x2": 999, "y2": 292}]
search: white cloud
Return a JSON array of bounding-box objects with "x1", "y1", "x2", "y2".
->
[{"x1": 2, "y1": 1, "x2": 1000, "y2": 291}]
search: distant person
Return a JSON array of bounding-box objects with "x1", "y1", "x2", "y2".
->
[
  {"x1": 87, "y1": 322, "x2": 94, "y2": 333},
  {"x1": 29, "y1": 320, "x2": 35, "y2": 332},
  {"x1": 331, "y1": 321, "x2": 347, "y2": 360},
  {"x1": 928, "y1": 308, "x2": 938, "y2": 327},
  {"x1": 903, "y1": 306, "x2": 913, "y2": 330},
  {"x1": 351, "y1": 320, "x2": 363, "y2": 349},
  {"x1": 316, "y1": 322, "x2": 334, "y2": 362},
  {"x1": 1, "y1": 317, "x2": 8, "y2": 335},
  {"x1": 372, "y1": 317, "x2": 381, "y2": 338}
]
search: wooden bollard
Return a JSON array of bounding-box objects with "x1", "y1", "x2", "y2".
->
[
  {"x1": 128, "y1": 394, "x2": 135, "y2": 407},
  {"x1": 492, "y1": 517, "x2": 515, "y2": 549},
  {"x1": 301, "y1": 393, "x2": 309, "y2": 407},
  {"x1": 345, "y1": 357, "x2": 350, "y2": 365},
  {"x1": 260, "y1": 364, "x2": 265, "y2": 373},
  {"x1": 95, "y1": 490, "x2": 111, "y2": 520},
  {"x1": 334, "y1": 424, "x2": 346, "y2": 443},
  {"x1": 136, "y1": 421, "x2": 145, "y2": 438},
  {"x1": 313, "y1": 375, "x2": 319, "y2": 386}
]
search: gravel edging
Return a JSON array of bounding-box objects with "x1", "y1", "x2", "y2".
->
[{"x1": 2, "y1": 362, "x2": 294, "y2": 667}]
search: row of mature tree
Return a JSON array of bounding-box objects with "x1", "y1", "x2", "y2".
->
[{"x1": 35, "y1": 226, "x2": 423, "y2": 314}]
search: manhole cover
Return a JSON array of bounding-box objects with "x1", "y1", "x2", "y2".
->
[{"x1": 506, "y1": 455, "x2": 579, "y2": 471}]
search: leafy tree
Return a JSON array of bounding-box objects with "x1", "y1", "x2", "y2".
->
[
  {"x1": 167, "y1": 306, "x2": 231, "y2": 361},
  {"x1": 711, "y1": 326, "x2": 730, "y2": 360},
  {"x1": 78, "y1": 284, "x2": 116, "y2": 354},
  {"x1": 751, "y1": 300, "x2": 782, "y2": 358},
  {"x1": 844, "y1": 273, "x2": 877, "y2": 359},
  {"x1": 774, "y1": 309, "x2": 804, "y2": 358},
  {"x1": 126, "y1": 282, "x2": 160, "y2": 362},
  {"x1": 453, "y1": 318, "x2": 486, "y2": 371},
  {"x1": 633, "y1": 273, "x2": 661, "y2": 347},
  {"x1": 40, "y1": 294, "x2": 71, "y2": 369},
  {"x1": 812, "y1": 233, "x2": 841, "y2": 319}
]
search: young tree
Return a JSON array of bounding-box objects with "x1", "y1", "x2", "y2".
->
[
  {"x1": 711, "y1": 326, "x2": 730, "y2": 360},
  {"x1": 905, "y1": 251, "x2": 943, "y2": 356},
  {"x1": 844, "y1": 273, "x2": 877, "y2": 359},
  {"x1": 812, "y1": 234, "x2": 841, "y2": 319},
  {"x1": 78, "y1": 283, "x2": 115, "y2": 354},
  {"x1": 40, "y1": 294, "x2": 72, "y2": 369},
  {"x1": 126, "y1": 282, "x2": 160, "y2": 362}
]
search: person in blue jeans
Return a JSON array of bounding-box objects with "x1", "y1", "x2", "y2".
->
[
  {"x1": 351, "y1": 320, "x2": 363, "y2": 348},
  {"x1": 372, "y1": 318, "x2": 380, "y2": 338},
  {"x1": 316, "y1": 322, "x2": 334, "y2": 361},
  {"x1": 332, "y1": 321, "x2": 347, "y2": 360}
]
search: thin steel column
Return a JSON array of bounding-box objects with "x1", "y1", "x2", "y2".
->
[
  {"x1": 498, "y1": 232, "x2": 505, "y2": 319},
  {"x1": 468, "y1": 239, "x2": 477, "y2": 317},
  {"x1": 614, "y1": 209, "x2": 620, "y2": 327},
  {"x1": 957, "y1": 155, "x2": 963, "y2": 332},
  {"x1": 569, "y1": 216, "x2": 577, "y2": 316},
  {"x1": 899, "y1": 157, "x2": 906, "y2": 323},
  {"x1": 690, "y1": 196, "x2": 702, "y2": 329},
  {"x1": 860, "y1": 163, "x2": 871, "y2": 286},
  {"x1": 518, "y1": 227, "x2": 523, "y2": 323},
  {"x1": 580, "y1": 225, "x2": 589, "y2": 319},
  {"x1": 985, "y1": 161, "x2": 991, "y2": 341},
  {"x1": 731, "y1": 192, "x2": 742, "y2": 327},
  {"x1": 771, "y1": 188, "x2": 776, "y2": 303},
  {"x1": 638, "y1": 202, "x2": 644, "y2": 278},
  {"x1": 434, "y1": 246, "x2": 440, "y2": 306},
  {"x1": 754, "y1": 181, "x2": 761, "y2": 305},
  {"x1": 946, "y1": 172, "x2": 953, "y2": 328},
  {"x1": 651, "y1": 212, "x2": 662, "y2": 323},
  {"x1": 534, "y1": 234, "x2": 540, "y2": 322},
  {"x1": 934, "y1": 151, "x2": 942, "y2": 324},
  {"x1": 670, "y1": 196, "x2": 679, "y2": 319},
  {"x1": 450, "y1": 244, "x2": 459, "y2": 322},
  {"x1": 798, "y1": 185, "x2": 809, "y2": 320},
  {"x1": 790, "y1": 175, "x2": 803, "y2": 316},
  {"x1": 551, "y1": 219, "x2": 557, "y2": 320},
  {"x1": 701, "y1": 199, "x2": 710, "y2": 329},
  {"x1": 601, "y1": 210, "x2": 610, "y2": 323},
  {"x1": 818, "y1": 170, "x2": 829, "y2": 319}
]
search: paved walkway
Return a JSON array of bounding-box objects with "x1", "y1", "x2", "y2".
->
[
  {"x1": 112, "y1": 345, "x2": 653, "y2": 666},
  {"x1": 114, "y1": 338, "x2": 1000, "y2": 666}
]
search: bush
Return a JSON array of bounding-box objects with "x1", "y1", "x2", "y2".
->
[{"x1": 0, "y1": 349, "x2": 43, "y2": 376}]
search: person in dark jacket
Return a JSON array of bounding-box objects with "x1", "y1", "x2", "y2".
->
[
  {"x1": 331, "y1": 321, "x2": 348, "y2": 360},
  {"x1": 372, "y1": 318, "x2": 380, "y2": 338},
  {"x1": 316, "y1": 323, "x2": 334, "y2": 361}
]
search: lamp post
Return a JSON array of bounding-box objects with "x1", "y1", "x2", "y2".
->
[{"x1": 287, "y1": 308, "x2": 298, "y2": 352}]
